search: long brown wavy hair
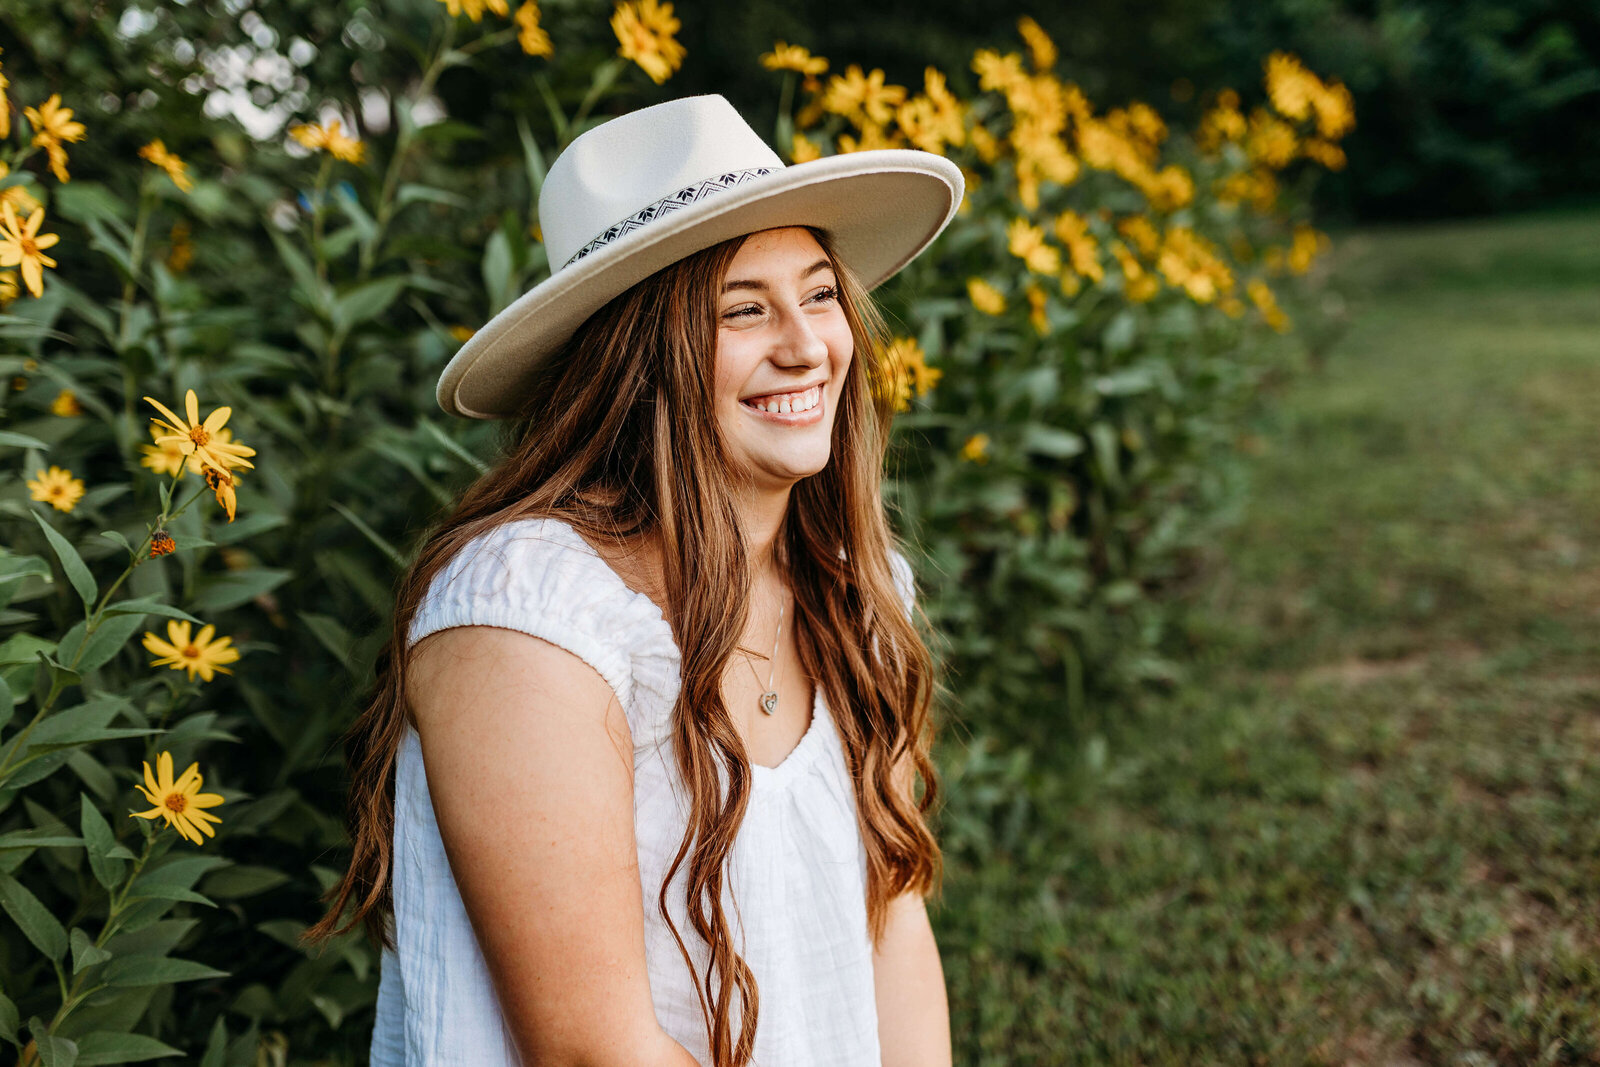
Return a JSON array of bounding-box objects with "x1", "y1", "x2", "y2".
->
[{"x1": 305, "y1": 226, "x2": 941, "y2": 1064}]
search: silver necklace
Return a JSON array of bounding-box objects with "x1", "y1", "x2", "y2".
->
[{"x1": 742, "y1": 594, "x2": 785, "y2": 716}]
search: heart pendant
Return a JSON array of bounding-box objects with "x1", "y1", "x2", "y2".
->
[{"x1": 759, "y1": 691, "x2": 778, "y2": 716}]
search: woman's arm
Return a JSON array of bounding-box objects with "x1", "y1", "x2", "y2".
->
[
  {"x1": 409, "y1": 625, "x2": 699, "y2": 1067},
  {"x1": 873, "y1": 890, "x2": 952, "y2": 1066}
]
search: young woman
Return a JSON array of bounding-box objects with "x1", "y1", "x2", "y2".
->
[{"x1": 306, "y1": 95, "x2": 963, "y2": 1066}]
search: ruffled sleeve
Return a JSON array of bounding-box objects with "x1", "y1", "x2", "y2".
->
[
  {"x1": 888, "y1": 547, "x2": 916, "y2": 617},
  {"x1": 405, "y1": 516, "x2": 679, "y2": 750}
]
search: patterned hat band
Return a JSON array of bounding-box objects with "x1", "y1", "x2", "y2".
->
[{"x1": 562, "y1": 167, "x2": 777, "y2": 268}]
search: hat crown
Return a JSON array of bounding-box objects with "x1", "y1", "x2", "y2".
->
[{"x1": 539, "y1": 95, "x2": 785, "y2": 269}]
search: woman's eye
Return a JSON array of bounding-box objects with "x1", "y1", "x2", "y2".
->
[
  {"x1": 810, "y1": 285, "x2": 840, "y2": 305},
  {"x1": 723, "y1": 304, "x2": 762, "y2": 320}
]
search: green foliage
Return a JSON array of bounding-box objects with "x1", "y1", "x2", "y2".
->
[{"x1": 0, "y1": 1, "x2": 1337, "y2": 1061}]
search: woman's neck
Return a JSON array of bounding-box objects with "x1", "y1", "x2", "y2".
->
[{"x1": 735, "y1": 483, "x2": 792, "y2": 583}]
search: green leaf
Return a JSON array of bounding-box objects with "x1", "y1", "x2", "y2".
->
[
  {"x1": 97, "y1": 530, "x2": 135, "y2": 557},
  {"x1": 72, "y1": 613, "x2": 147, "y2": 675},
  {"x1": 417, "y1": 416, "x2": 490, "y2": 474},
  {"x1": 0, "y1": 430, "x2": 48, "y2": 449},
  {"x1": 69, "y1": 927, "x2": 113, "y2": 975},
  {"x1": 100, "y1": 596, "x2": 202, "y2": 625},
  {"x1": 396, "y1": 182, "x2": 470, "y2": 209},
  {"x1": 267, "y1": 228, "x2": 331, "y2": 319},
  {"x1": 1021, "y1": 426, "x2": 1086, "y2": 459},
  {"x1": 73, "y1": 1031, "x2": 184, "y2": 1065},
  {"x1": 298, "y1": 612, "x2": 355, "y2": 674},
  {"x1": 200, "y1": 864, "x2": 290, "y2": 899},
  {"x1": 101, "y1": 953, "x2": 227, "y2": 987},
  {"x1": 0, "y1": 989, "x2": 16, "y2": 1044},
  {"x1": 32, "y1": 1029, "x2": 78, "y2": 1067},
  {"x1": 482, "y1": 228, "x2": 514, "y2": 315},
  {"x1": 0, "y1": 830, "x2": 83, "y2": 850},
  {"x1": 328, "y1": 501, "x2": 404, "y2": 569},
  {"x1": 334, "y1": 275, "x2": 407, "y2": 330},
  {"x1": 81, "y1": 796, "x2": 125, "y2": 890},
  {"x1": 198, "y1": 1018, "x2": 227, "y2": 1067},
  {"x1": 32, "y1": 512, "x2": 97, "y2": 612},
  {"x1": 0, "y1": 633, "x2": 55, "y2": 665},
  {"x1": 0, "y1": 872, "x2": 68, "y2": 961},
  {"x1": 516, "y1": 114, "x2": 548, "y2": 199},
  {"x1": 189, "y1": 568, "x2": 290, "y2": 613}
]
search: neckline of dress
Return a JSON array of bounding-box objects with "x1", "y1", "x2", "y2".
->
[{"x1": 540, "y1": 517, "x2": 830, "y2": 786}]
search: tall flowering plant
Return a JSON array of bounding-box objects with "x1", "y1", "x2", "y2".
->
[{"x1": 0, "y1": 2, "x2": 1346, "y2": 1061}]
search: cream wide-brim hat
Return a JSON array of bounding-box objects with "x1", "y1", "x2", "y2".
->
[{"x1": 436, "y1": 93, "x2": 965, "y2": 419}]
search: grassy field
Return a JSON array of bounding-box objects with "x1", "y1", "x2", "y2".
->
[{"x1": 936, "y1": 209, "x2": 1600, "y2": 1065}]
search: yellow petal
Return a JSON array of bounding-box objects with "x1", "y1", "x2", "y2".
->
[
  {"x1": 156, "y1": 751, "x2": 174, "y2": 792},
  {"x1": 184, "y1": 390, "x2": 200, "y2": 428},
  {"x1": 130, "y1": 806, "x2": 165, "y2": 820},
  {"x1": 166, "y1": 619, "x2": 192, "y2": 647},
  {"x1": 202, "y1": 405, "x2": 231, "y2": 434},
  {"x1": 173, "y1": 761, "x2": 201, "y2": 795},
  {"x1": 190, "y1": 792, "x2": 226, "y2": 809},
  {"x1": 195, "y1": 624, "x2": 216, "y2": 646},
  {"x1": 142, "y1": 760, "x2": 159, "y2": 799},
  {"x1": 144, "y1": 396, "x2": 188, "y2": 431}
]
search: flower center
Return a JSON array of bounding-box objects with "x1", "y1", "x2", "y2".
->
[
  {"x1": 182, "y1": 644, "x2": 201, "y2": 659},
  {"x1": 188, "y1": 426, "x2": 210, "y2": 447},
  {"x1": 165, "y1": 793, "x2": 187, "y2": 812},
  {"x1": 19, "y1": 237, "x2": 37, "y2": 256}
]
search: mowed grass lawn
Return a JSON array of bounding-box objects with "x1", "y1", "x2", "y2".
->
[{"x1": 936, "y1": 210, "x2": 1600, "y2": 1065}]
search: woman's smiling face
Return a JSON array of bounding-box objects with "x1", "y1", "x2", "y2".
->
[{"x1": 714, "y1": 227, "x2": 854, "y2": 494}]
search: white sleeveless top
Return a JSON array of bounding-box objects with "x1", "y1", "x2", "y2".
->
[{"x1": 369, "y1": 516, "x2": 912, "y2": 1065}]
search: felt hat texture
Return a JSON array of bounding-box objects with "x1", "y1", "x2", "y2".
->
[{"x1": 437, "y1": 93, "x2": 964, "y2": 419}]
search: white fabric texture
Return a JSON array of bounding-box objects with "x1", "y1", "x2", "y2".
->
[{"x1": 369, "y1": 516, "x2": 915, "y2": 1066}]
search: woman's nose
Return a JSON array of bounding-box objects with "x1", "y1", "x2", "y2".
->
[{"x1": 774, "y1": 305, "x2": 830, "y2": 367}]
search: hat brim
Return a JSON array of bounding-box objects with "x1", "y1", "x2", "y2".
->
[{"x1": 437, "y1": 149, "x2": 964, "y2": 419}]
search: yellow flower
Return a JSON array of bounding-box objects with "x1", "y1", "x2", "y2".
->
[
  {"x1": 967, "y1": 278, "x2": 1006, "y2": 315},
  {"x1": 1156, "y1": 226, "x2": 1234, "y2": 304},
  {"x1": 143, "y1": 390, "x2": 257, "y2": 477},
  {"x1": 790, "y1": 132, "x2": 822, "y2": 163},
  {"x1": 1246, "y1": 107, "x2": 1298, "y2": 170},
  {"x1": 1026, "y1": 283, "x2": 1049, "y2": 335},
  {"x1": 0, "y1": 162, "x2": 43, "y2": 221},
  {"x1": 1265, "y1": 52, "x2": 1316, "y2": 121},
  {"x1": 142, "y1": 620, "x2": 242, "y2": 684},
  {"x1": 449, "y1": 324, "x2": 476, "y2": 343},
  {"x1": 140, "y1": 422, "x2": 193, "y2": 477},
  {"x1": 0, "y1": 49, "x2": 9, "y2": 139},
  {"x1": 822, "y1": 65, "x2": 906, "y2": 127},
  {"x1": 883, "y1": 337, "x2": 940, "y2": 413},
  {"x1": 961, "y1": 433, "x2": 991, "y2": 463},
  {"x1": 1287, "y1": 223, "x2": 1329, "y2": 274},
  {"x1": 0, "y1": 201, "x2": 60, "y2": 299},
  {"x1": 1116, "y1": 216, "x2": 1161, "y2": 258},
  {"x1": 0, "y1": 270, "x2": 15, "y2": 306},
  {"x1": 837, "y1": 122, "x2": 902, "y2": 154},
  {"x1": 969, "y1": 124, "x2": 1002, "y2": 164},
  {"x1": 1247, "y1": 278, "x2": 1291, "y2": 332},
  {"x1": 130, "y1": 751, "x2": 225, "y2": 845},
  {"x1": 50, "y1": 388, "x2": 82, "y2": 417},
  {"x1": 514, "y1": 2, "x2": 553, "y2": 57},
  {"x1": 971, "y1": 49, "x2": 1028, "y2": 97},
  {"x1": 1110, "y1": 240, "x2": 1159, "y2": 302},
  {"x1": 138, "y1": 139, "x2": 195, "y2": 193},
  {"x1": 1310, "y1": 80, "x2": 1355, "y2": 141},
  {"x1": 1053, "y1": 210, "x2": 1104, "y2": 283},
  {"x1": 23, "y1": 94, "x2": 86, "y2": 183},
  {"x1": 1006, "y1": 217, "x2": 1060, "y2": 275},
  {"x1": 166, "y1": 219, "x2": 194, "y2": 273},
  {"x1": 27, "y1": 466, "x2": 85, "y2": 513},
  {"x1": 897, "y1": 67, "x2": 966, "y2": 155},
  {"x1": 612, "y1": 0, "x2": 685, "y2": 85},
  {"x1": 149, "y1": 531, "x2": 176, "y2": 558},
  {"x1": 204, "y1": 465, "x2": 241, "y2": 523},
  {"x1": 289, "y1": 119, "x2": 366, "y2": 164},
  {"x1": 1301, "y1": 137, "x2": 1347, "y2": 171},
  {"x1": 437, "y1": 0, "x2": 509, "y2": 21},
  {"x1": 1017, "y1": 17, "x2": 1057, "y2": 72},
  {"x1": 761, "y1": 42, "x2": 827, "y2": 76},
  {"x1": 1197, "y1": 96, "x2": 1247, "y2": 154}
]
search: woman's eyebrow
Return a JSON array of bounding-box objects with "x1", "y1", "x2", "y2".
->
[{"x1": 721, "y1": 259, "x2": 834, "y2": 294}]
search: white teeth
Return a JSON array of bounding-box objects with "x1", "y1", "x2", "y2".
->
[{"x1": 747, "y1": 384, "x2": 821, "y2": 415}]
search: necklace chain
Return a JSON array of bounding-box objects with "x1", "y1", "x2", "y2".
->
[{"x1": 742, "y1": 593, "x2": 786, "y2": 716}]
